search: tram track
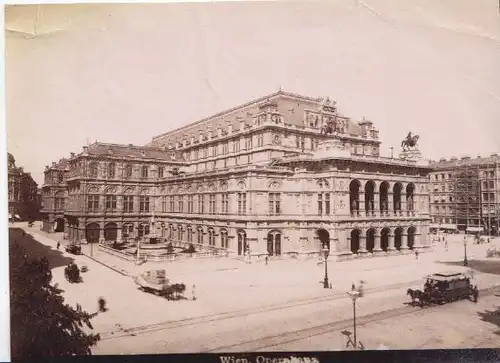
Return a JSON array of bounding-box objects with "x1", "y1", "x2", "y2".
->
[
  {"x1": 203, "y1": 285, "x2": 500, "y2": 352},
  {"x1": 99, "y1": 278, "x2": 425, "y2": 340}
]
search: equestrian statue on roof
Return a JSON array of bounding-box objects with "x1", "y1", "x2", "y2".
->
[{"x1": 401, "y1": 131, "x2": 420, "y2": 151}]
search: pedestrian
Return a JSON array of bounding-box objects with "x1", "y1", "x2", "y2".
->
[
  {"x1": 329, "y1": 283, "x2": 332, "y2": 289},
  {"x1": 57, "y1": 242, "x2": 60, "y2": 250},
  {"x1": 265, "y1": 256, "x2": 268, "y2": 265},
  {"x1": 415, "y1": 250, "x2": 419, "y2": 260},
  {"x1": 192, "y1": 284, "x2": 197, "y2": 301},
  {"x1": 98, "y1": 297, "x2": 107, "y2": 312},
  {"x1": 351, "y1": 283, "x2": 356, "y2": 291}
]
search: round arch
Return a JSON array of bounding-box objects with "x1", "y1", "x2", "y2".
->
[
  {"x1": 406, "y1": 183, "x2": 416, "y2": 211},
  {"x1": 408, "y1": 226, "x2": 417, "y2": 250},
  {"x1": 104, "y1": 222, "x2": 118, "y2": 241},
  {"x1": 86, "y1": 223, "x2": 100, "y2": 243},
  {"x1": 364, "y1": 180, "x2": 376, "y2": 214},
  {"x1": 380, "y1": 227, "x2": 390, "y2": 252},
  {"x1": 316, "y1": 228, "x2": 330, "y2": 250},
  {"x1": 393, "y1": 183, "x2": 403, "y2": 212},
  {"x1": 394, "y1": 227, "x2": 403, "y2": 250},
  {"x1": 236, "y1": 229, "x2": 247, "y2": 256},
  {"x1": 349, "y1": 179, "x2": 361, "y2": 215},
  {"x1": 267, "y1": 230, "x2": 282, "y2": 256},
  {"x1": 379, "y1": 182, "x2": 390, "y2": 213},
  {"x1": 350, "y1": 229, "x2": 361, "y2": 254},
  {"x1": 54, "y1": 217, "x2": 65, "y2": 233},
  {"x1": 366, "y1": 228, "x2": 376, "y2": 252}
]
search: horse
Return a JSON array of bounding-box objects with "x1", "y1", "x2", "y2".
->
[
  {"x1": 407, "y1": 288, "x2": 423, "y2": 305},
  {"x1": 401, "y1": 134, "x2": 419, "y2": 151}
]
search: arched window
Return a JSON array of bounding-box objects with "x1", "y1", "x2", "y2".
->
[
  {"x1": 168, "y1": 224, "x2": 174, "y2": 239},
  {"x1": 141, "y1": 165, "x2": 148, "y2": 178},
  {"x1": 187, "y1": 226, "x2": 193, "y2": 242},
  {"x1": 197, "y1": 227, "x2": 204, "y2": 244},
  {"x1": 220, "y1": 229, "x2": 228, "y2": 249},
  {"x1": 208, "y1": 228, "x2": 215, "y2": 246},
  {"x1": 58, "y1": 172, "x2": 64, "y2": 183},
  {"x1": 125, "y1": 164, "x2": 133, "y2": 178},
  {"x1": 108, "y1": 162, "x2": 115, "y2": 178},
  {"x1": 177, "y1": 225, "x2": 184, "y2": 241}
]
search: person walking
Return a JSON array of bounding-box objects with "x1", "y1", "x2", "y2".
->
[
  {"x1": 57, "y1": 242, "x2": 60, "y2": 250},
  {"x1": 415, "y1": 249, "x2": 419, "y2": 260},
  {"x1": 265, "y1": 256, "x2": 269, "y2": 265}
]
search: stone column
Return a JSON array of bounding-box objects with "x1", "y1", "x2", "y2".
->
[
  {"x1": 388, "y1": 192, "x2": 393, "y2": 214},
  {"x1": 117, "y1": 228, "x2": 122, "y2": 242},
  {"x1": 358, "y1": 192, "x2": 365, "y2": 216},
  {"x1": 359, "y1": 234, "x2": 368, "y2": 254},
  {"x1": 401, "y1": 193, "x2": 406, "y2": 214},
  {"x1": 373, "y1": 192, "x2": 379, "y2": 215},
  {"x1": 401, "y1": 233, "x2": 409, "y2": 251},
  {"x1": 387, "y1": 233, "x2": 396, "y2": 252},
  {"x1": 373, "y1": 232, "x2": 383, "y2": 253}
]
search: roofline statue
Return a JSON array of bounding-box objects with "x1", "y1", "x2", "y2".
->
[{"x1": 401, "y1": 131, "x2": 419, "y2": 152}]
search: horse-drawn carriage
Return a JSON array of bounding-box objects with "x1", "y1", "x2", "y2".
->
[
  {"x1": 133, "y1": 269, "x2": 187, "y2": 300},
  {"x1": 407, "y1": 272, "x2": 478, "y2": 308}
]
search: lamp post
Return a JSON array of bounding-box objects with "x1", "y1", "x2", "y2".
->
[
  {"x1": 321, "y1": 244, "x2": 330, "y2": 288},
  {"x1": 347, "y1": 290, "x2": 360, "y2": 350},
  {"x1": 463, "y1": 236, "x2": 468, "y2": 266}
]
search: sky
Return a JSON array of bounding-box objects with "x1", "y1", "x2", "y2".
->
[{"x1": 5, "y1": 0, "x2": 500, "y2": 185}]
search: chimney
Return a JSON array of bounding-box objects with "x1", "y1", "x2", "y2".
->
[
  {"x1": 52, "y1": 162, "x2": 56, "y2": 167},
  {"x1": 83, "y1": 146, "x2": 88, "y2": 153},
  {"x1": 70, "y1": 152, "x2": 75, "y2": 158}
]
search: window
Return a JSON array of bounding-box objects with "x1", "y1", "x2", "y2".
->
[
  {"x1": 158, "y1": 166, "x2": 164, "y2": 178},
  {"x1": 233, "y1": 140, "x2": 240, "y2": 153},
  {"x1": 105, "y1": 195, "x2": 117, "y2": 211},
  {"x1": 258, "y1": 135, "x2": 264, "y2": 147},
  {"x1": 161, "y1": 196, "x2": 167, "y2": 213},
  {"x1": 87, "y1": 195, "x2": 99, "y2": 212},
  {"x1": 108, "y1": 163, "x2": 115, "y2": 178},
  {"x1": 222, "y1": 143, "x2": 229, "y2": 155},
  {"x1": 58, "y1": 172, "x2": 64, "y2": 183},
  {"x1": 268, "y1": 193, "x2": 281, "y2": 215},
  {"x1": 123, "y1": 196, "x2": 134, "y2": 212},
  {"x1": 202, "y1": 148, "x2": 208, "y2": 159},
  {"x1": 141, "y1": 165, "x2": 148, "y2": 178},
  {"x1": 220, "y1": 229, "x2": 228, "y2": 248},
  {"x1": 169, "y1": 196, "x2": 175, "y2": 212},
  {"x1": 169, "y1": 225, "x2": 174, "y2": 239},
  {"x1": 318, "y1": 193, "x2": 323, "y2": 215},
  {"x1": 89, "y1": 162, "x2": 98, "y2": 177},
  {"x1": 122, "y1": 224, "x2": 134, "y2": 239},
  {"x1": 246, "y1": 137, "x2": 252, "y2": 150},
  {"x1": 208, "y1": 228, "x2": 215, "y2": 246},
  {"x1": 125, "y1": 164, "x2": 133, "y2": 178},
  {"x1": 198, "y1": 195, "x2": 205, "y2": 214},
  {"x1": 139, "y1": 196, "x2": 150, "y2": 212},
  {"x1": 325, "y1": 193, "x2": 330, "y2": 215},
  {"x1": 187, "y1": 227, "x2": 193, "y2": 242},
  {"x1": 221, "y1": 193, "x2": 229, "y2": 214},
  {"x1": 237, "y1": 193, "x2": 246, "y2": 215},
  {"x1": 489, "y1": 181, "x2": 494, "y2": 189},
  {"x1": 209, "y1": 194, "x2": 216, "y2": 214},
  {"x1": 178, "y1": 226, "x2": 183, "y2": 241},
  {"x1": 178, "y1": 196, "x2": 184, "y2": 213},
  {"x1": 194, "y1": 149, "x2": 199, "y2": 160},
  {"x1": 197, "y1": 227, "x2": 204, "y2": 244},
  {"x1": 188, "y1": 195, "x2": 194, "y2": 213},
  {"x1": 211, "y1": 145, "x2": 217, "y2": 157}
]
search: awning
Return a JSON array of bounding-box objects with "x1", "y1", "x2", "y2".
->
[
  {"x1": 15, "y1": 214, "x2": 20, "y2": 219},
  {"x1": 466, "y1": 227, "x2": 483, "y2": 232}
]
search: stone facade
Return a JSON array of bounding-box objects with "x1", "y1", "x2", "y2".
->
[
  {"x1": 42, "y1": 90, "x2": 433, "y2": 259},
  {"x1": 8, "y1": 153, "x2": 40, "y2": 221}
]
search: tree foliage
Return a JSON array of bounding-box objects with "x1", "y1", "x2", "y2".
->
[{"x1": 10, "y1": 242, "x2": 100, "y2": 357}]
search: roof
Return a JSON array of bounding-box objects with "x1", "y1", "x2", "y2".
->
[
  {"x1": 427, "y1": 272, "x2": 466, "y2": 281},
  {"x1": 430, "y1": 154, "x2": 499, "y2": 169},
  {"x1": 85, "y1": 142, "x2": 185, "y2": 162},
  {"x1": 149, "y1": 90, "x2": 369, "y2": 148}
]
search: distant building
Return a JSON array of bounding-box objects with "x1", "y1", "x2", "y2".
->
[
  {"x1": 7, "y1": 153, "x2": 40, "y2": 221},
  {"x1": 429, "y1": 154, "x2": 499, "y2": 234},
  {"x1": 42, "y1": 90, "x2": 433, "y2": 259}
]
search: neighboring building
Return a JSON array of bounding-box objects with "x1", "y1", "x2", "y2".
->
[
  {"x1": 429, "y1": 154, "x2": 500, "y2": 234},
  {"x1": 40, "y1": 158, "x2": 70, "y2": 232},
  {"x1": 43, "y1": 90, "x2": 433, "y2": 259},
  {"x1": 7, "y1": 153, "x2": 40, "y2": 221}
]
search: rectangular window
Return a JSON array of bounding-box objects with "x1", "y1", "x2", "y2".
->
[
  {"x1": 123, "y1": 196, "x2": 134, "y2": 212},
  {"x1": 203, "y1": 148, "x2": 208, "y2": 159},
  {"x1": 161, "y1": 196, "x2": 167, "y2": 213},
  {"x1": 139, "y1": 196, "x2": 150, "y2": 212},
  {"x1": 188, "y1": 195, "x2": 194, "y2": 213},
  {"x1": 237, "y1": 193, "x2": 246, "y2": 215},
  {"x1": 258, "y1": 135, "x2": 264, "y2": 147},
  {"x1": 141, "y1": 166, "x2": 148, "y2": 178},
  {"x1": 178, "y1": 196, "x2": 184, "y2": 213},
  {"x1": 223, "y1": 143, "x2": 228, "y2": 155},
  {"x1": 246, "y1": 137, "x2": 252, "y2": 150},
  {"x1": 169, "y1": 196, "x2": 174, "y2": 212},
  {"x1": 325, "y1": 193, "x2": 330, "y2": 215},
  {"x1": 105, "y1": 195, "x2": 117, "y2": 211},
  {"x1": 209, "y1": 194, "x2": 216, "y2": 214},
  {"x1": 317, "y1": 193, "x2": 323, "y2": 215},
  {"x1": 268, "y1": 193, "x2": 281, "y2": 215},
  {"x1": 489, "y1": 181, "x2": 495, "y2": 189},
  {"x1": 87, "y1": 195, "x2": 99, "y2": 212},
  {"x1": 194, "y1": 149, "x2": 199, "y2": 160},
  {"x1": 158, "y1": 166, "x2": 164, "y2": 178},
  {"x1": 221, "y1": 193, "x2": 229, "y2": 214},
  {"x1": 198, "y1": 195, "x2": 205, "y2": 214}
]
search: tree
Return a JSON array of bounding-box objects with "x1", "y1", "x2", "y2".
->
[{"x1": 10, "y1": 242, "x2": 100, "y2": 357}]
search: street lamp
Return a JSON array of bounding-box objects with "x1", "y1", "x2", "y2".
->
[
  {"x1": 463, "y1": 236, "x2": 468, "y2": 266},
  {"x1": 347, "y1": 290, "x2": 360, "y2": 350},
  {"x1": 321, "y1": 244, "x2": 330, "y2": 288}
]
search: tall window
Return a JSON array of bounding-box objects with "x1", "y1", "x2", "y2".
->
[
  {"x1": 169, "y1": 225, "x2": 174, "y2": 239},
  {"x1": 197, "y1": 227, "x2": 204, "y2": 244},
  {"x1": 188, "y1": 195, "x2": 194, "y2": 213},
  {"x1": 178, "y1": 226, "x2": 184, "y2": 241},
  {"x1": 221, "y1": 193, "x2": 229, "y2": 214},
  {"x1": 125, "y1": 164, "x2": 133, "y2": 178},
  {"x1": 87, "y1": 195, "x2": 99, "y2": 212},
  {"x1": 108, "y1": 163, "x2": 115, "y2": 178},
  {"x1": 209, "y1": 194, "x2": 216, "y2": 214},
  {"x1": 58, "y1": 172, "x2": 64, "y2": 183},
  {"x1": 246, "y1": 137, "x2": 253, "y2": 150},
  {"x1": 141, "y1": 165, "x2": 148, "y2": 178},
  {"x1": 257, "y1": 135, "x2": 264, "y2": 147},
  {"x1": 325, "y1": 193, "x2": 330, "y2": 215},
  {"x1": 158, "y1": 166, "x2": 164, "y2": 178},
  {"x1": 212, "y1": 145, "x2": 217, "y2": 157},
  {"x1": 220, "y1": 229, "x2": 228, "y2": 248},
  {"x1": 317, "y1": 193, "x2": 331, "y2": 215},
  {"x1": 139, "y1": 196, "x2": 150, "y2": 212},
  {"x1": 89, "y1": 162, "x2": 98, "y2": 177},
  {"x1": 237, "y1": 193, "x2": 246, "y2": 215},
  {"x1": 268, "y1": 193, "x2": 281, "y2": 215},
  {"x1": 178, "y1": 196, "x2": 184, "y2": 213},
  {"x1": 193, "y1": 149, "x2": 199, "y2": 160},
  {"x1": 161, "y1": 196, "x2": 167, "y2": 213},
  {"x1": 187, "y1": 226, "x2": 193, "y2": 242},
  {"x1": 202, "y1": 148, "x2": 208, "y2": 159},
  {"x1": 318, "y1": 193, "x2": 323, "y2": 215},
  {"x1": 123, "y1": 196, "x2": 133, "y2": 212},
  {"x1": 169, "y1": 196, "x2": 175, "y2": 212},
  {"x1": 198, "y1": 195, "x2": 205, "y2": 214},
  {"x1": 105, "y1": 195, "x2": 117, "y2": 211},
  {"x1": 208, "y1": 228, "x2": 215, "y2": 246},
  {"x1": 222, "y1": 143, "x2": 229, "y2": 155},
  {"x1": 233, "y1": 140, "x2": 240, "y2": 153}
]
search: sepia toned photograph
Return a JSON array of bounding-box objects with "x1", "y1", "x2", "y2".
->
[{"x1": 4, "y1": 1, "x2": 500, "y2": 358}]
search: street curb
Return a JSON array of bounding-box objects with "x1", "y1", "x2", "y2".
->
[{"x1": 81, "y1": 252, "x2": 131, "y2": 277}]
